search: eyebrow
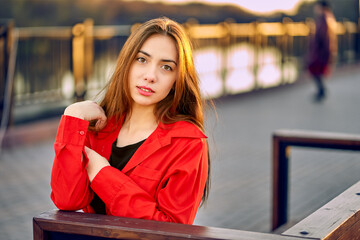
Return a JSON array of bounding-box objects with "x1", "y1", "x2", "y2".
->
[{"x1": 139, "y1": 50, "x2": 177, "y2": 66}]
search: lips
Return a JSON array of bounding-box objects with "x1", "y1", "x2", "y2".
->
[
  {"x1": 137, "y1": 86, "x2": 154, "y2": 93},
  {"x1": 136, "y1": 86, "x2": 155, "y2": 96}
]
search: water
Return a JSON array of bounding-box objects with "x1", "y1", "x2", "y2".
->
[
  {"x1": 13, "y1": 41, "x2": 299, "y2": 108},
  {"x1": 84, "y1": 42, "x2": 299, "y2": 100}
]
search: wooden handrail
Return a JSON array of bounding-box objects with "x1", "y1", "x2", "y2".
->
[
  {"x1": 33, "y1": 178, "x2": 360, "y2": 240},
  {"x1": 273, "y1": 129, "x2": 360, "y2": 150},
  {"x1": 282, "y1": 180, "x2": 360, "y2": 240},
  {"x1": 33, "y1": 210, "x2": 304, "y2": 240},
  {"x1": 272, "y1": 129, "x2": 360, "y2": 231}
]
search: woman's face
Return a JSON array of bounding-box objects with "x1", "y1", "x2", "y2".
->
[{"x1": 128, "y1": 34, "x2": 178, "y2": 110}]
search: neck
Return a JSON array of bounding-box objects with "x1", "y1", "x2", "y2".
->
[{"x1": 124, "y1": 104, "x2": 158, "y2": 132}]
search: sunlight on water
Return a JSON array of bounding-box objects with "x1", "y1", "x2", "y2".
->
[
  {"x1": 225, "y1": 43, "x2": 255, "y2": 93},
  {"x1": 227, "y1": 43, "x2": 254, "y2": 69},
  {"x1": 257, "y1": 47, "x2": 282, "y2": 88},
  {"x1": 61, "y1": 71, "x2": 75, "y2": 99},
  {"x1": 14, "y1": 72, "x2": 25, "y2": 97},
  {"x1": 283, "y1": 59, "x2": 298, "y2": 84},
  {"x1": 258, "y1": 63, "x2": 282, "y2": 88},
  {"x1": 226, "y1": 69, "x2": 255, "y2": 94},
  {"x1": 194, "y1": 43, "x2": 298, "y2": 98},
  {"x1": 58, "y1": 43, "x2": 299, "y2": 101},
  {"x1": 194, "y1": 47, "x2": 224, "y2": 98}
]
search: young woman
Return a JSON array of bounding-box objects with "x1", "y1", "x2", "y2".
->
[{"x1": 50, "y1": 17, "x2": 210, "y2": 224}]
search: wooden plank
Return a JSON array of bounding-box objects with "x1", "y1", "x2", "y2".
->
[
  {"x1": 34, "y1": 210, "x2": 307, "y2": 240},
  {"x1": 33, "y1": 218, "x2": 48, "y2": 240},
  {"x1": 331, "y1": 214, "x2": 360, "y2": 240},
  {"x1": 282, "y1": 181, "x2": 360, "y2": 239}
]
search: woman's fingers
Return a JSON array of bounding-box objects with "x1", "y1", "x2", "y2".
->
[
  {"x1": 84, "y1": 146, "x2": 92, "y2": 156},
  {"x1": 95, "y1": 118, "x2": 107, "y2": 131},
  {"x1": 92, "y1": 102, "x2": 107, "y2": 130},
  {"x1": 82, "y1": 100, "x2": 107, "y2": 122},
  {"x1": 84, "y1": 146, "x2": 109, "y2": 182},
  {"x1": 85, "y1": 146, "x2": 106, "y2": 164}
]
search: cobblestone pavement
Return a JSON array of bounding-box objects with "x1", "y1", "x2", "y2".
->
[{"x1": 1, "y1": 64, "x2": 360, "y2": 239}]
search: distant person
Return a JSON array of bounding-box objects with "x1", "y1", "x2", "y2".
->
[
  {"x1": 307, "y1": 0, "x2": 337, "y2": 102},
  {"x1": 50, "y1": 17, "x2": 210, "y2": 224}
]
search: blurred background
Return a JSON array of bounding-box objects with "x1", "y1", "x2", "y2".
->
[
  {"x1": 1, "y1": 0, "x2": 360, "y2": 239},
  {"x1": 1, "y1": 0, "x2": 359, "y2": 124}
]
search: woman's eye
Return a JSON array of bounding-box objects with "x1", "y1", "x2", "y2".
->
[
  {"x1": 137, "y1": 57, "x2": 146, "y2": 63},
  {"x1": 162, "y1": 65, "x2": 173, "y2": 71}
]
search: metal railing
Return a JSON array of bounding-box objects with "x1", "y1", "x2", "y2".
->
[
  {"x1": 7, "y1": 18, "x2": 360, "y2": 124},
  {"x1": 0, "y1": 20, "x2": 17, "y2": 149},
  {"x1": 13, "y1": 21, "x2": 131, "y2": 124}
]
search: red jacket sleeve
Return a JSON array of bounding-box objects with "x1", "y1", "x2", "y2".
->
[
  {"x1": 90, "y1": 138, "x2": 208, "y2": 224},
  {"x1": 50, "y1": 115, "x2": 94, "y2": 210}
]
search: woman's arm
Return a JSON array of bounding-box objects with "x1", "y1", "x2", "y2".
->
[
  {"x1": 88, "y1": 138, "x2": 208, "y2": 224},
  {"x1": 50, "y1": 101, "x2": 107, "y2": 210}
]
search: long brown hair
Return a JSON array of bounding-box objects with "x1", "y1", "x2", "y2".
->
[{"x1": 98, "y1": 17, "x2": 210, "y2": 204}]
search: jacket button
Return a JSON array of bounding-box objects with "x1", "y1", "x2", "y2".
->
[{"x1": 79, "y1": 131, "x2": 85, "y2": 135}]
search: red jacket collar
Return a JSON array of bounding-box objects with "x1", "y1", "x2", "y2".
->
[
  {"x1": 156, "y1": 121, "x2": 207, "y2": 146},
  {"x1": 103, "y1": 116, "x2": 207, "y2": 173},
  {"x1": 102, "y1": 115, "x2": 207, "y2": 141}
]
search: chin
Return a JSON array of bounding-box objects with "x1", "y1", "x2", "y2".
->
[{"x1": 133, "y1": 99, "x2": 157, "y2": 108}]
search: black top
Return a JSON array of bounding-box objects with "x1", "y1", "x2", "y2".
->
[{"x1": 90, "y1": 139, "x2": 146, "y2": 214}]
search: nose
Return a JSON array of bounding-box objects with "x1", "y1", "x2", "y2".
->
[{"x1": 144, "y1": 64, "x2": 157, "y2": 83}]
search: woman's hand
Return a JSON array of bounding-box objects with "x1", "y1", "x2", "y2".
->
[
  {"x1": 85, "y1": 146, "x2": 110, "y2": 182},
  {"x1": 64, "y1": 100, "x2": 107, "y2": 131}
]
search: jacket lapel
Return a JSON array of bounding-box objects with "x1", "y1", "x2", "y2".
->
[
  {"x1": 122, "y1": 121, "x2": 206, "y2": 173},
  {"x1": 122, "y1": 124, "x2": 168, "y2": 173}
]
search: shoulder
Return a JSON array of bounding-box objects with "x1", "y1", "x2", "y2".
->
[
  {"x1": 158, "y1": 121, "x2": 207, "y2": 139},
  {"x1": 160, "y1": 122, "x2": 208, "y2": 160}
]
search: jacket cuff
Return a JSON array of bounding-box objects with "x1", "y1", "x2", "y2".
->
[
  {"x1": 56, "y1": 115, "x2": 89, "y2": 146},
  {"x1": 90, "y1": 166, "x2": 128, "y2": 206}
]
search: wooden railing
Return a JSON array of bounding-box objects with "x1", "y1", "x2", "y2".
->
[
  {"x1": 272, "y1": 129, "x2": 360, "y2": 231},
  {"x1": 33, "y1": 179, "x2": 360, "y2": 240},
  {"x1": 33, "y1": 210, "x2": 303, "y2": 240},
  {"x1": 281, "y1": 180, "x2": 360, "y2": 240}
]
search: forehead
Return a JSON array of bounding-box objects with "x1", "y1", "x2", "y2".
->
[{"x1": 140, "y1": 34, "x2": 178, "y2": 60}]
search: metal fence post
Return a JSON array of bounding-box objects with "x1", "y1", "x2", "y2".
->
[
  {"x1": 357, "y1": 18, "x2": 360, "y2": 60},
  {"x1": 72, "y1": 19, "x2": 93, "y2": 102},
  {"x1": 0, "y1": 23, "x2": 8, "y2": 123},
  {"x1": 0, "y1": 20, "x2": 16, "y2": 150},
  {"x1": 0, "y1": 20, "x2": 14, "y2": 126}
]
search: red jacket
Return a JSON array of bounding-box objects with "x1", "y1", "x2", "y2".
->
[{"x1": 51, "y1": 115, "x2": 208, "y2": 224}]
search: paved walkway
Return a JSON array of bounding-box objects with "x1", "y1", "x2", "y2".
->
[{"x1": 1, "y1": 64, "x2": 360, "y2": 239}]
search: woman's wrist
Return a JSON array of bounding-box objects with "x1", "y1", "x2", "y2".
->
[{"x1": 64, "y1": 105, "x2": 85, "y2": 120}]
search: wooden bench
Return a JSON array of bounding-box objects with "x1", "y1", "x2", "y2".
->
[{"x1": 272, "y1": 129, "x2": 360, "y2": 230}]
